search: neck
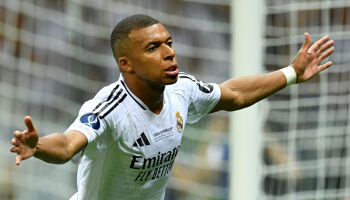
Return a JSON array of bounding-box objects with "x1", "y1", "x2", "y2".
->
[{"x1": 123, "y1": 76, "x2": 165, "y2": 115}]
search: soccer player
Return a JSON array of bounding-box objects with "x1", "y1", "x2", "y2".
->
[{"x1": 10, "y1": 14, "x2": 334, "y2": 200}]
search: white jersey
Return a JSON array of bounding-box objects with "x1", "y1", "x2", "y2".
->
[{"x1": 66, "y1": 73, "x2": 221, "y2": 200}]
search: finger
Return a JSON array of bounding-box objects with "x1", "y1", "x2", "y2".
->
[
  {"x1": 10, "y1": 146, "x2": 20, "y2": 153},
  {"x1": 318, "y1": 40, "x2": 334, "y2": 54},
  {"x1": 319, "y1": 46, "x2": 335, "y2": 61},
  {"x1": 301, "y1": 32, "x2": 312, "y2": 52},
  {"x1": 318, "y1": 61, "x2": 333, "y2": 72},
  {"x1": 24, "y1": 116, "x2": 35, "y2": 132},
  {"x1": 14, "y1": 130, "x2": 22, "y2": 139},
  {"x1": 308, "y1": 35, "x2": 330, "y2": 54},
  {"x1": 16, "y1": 155, "x2": 22, "y2": 166},
  {"x1": 11, "y1": 138, "x2": 20, "y2": 146}
]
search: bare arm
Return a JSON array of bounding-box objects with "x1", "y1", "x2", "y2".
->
[
  {"x1": 34, "y1": 131, "x2": 88, "y2": 164},
  {"x1": 10, "y1": 116, "x2": 88, "y2": 165},
  {"x1": 211, "y1": 70, "x2": 286, "y2": 112},
  {"x1": 211, "y1": 33, "x2": 335, "y2": 112}
]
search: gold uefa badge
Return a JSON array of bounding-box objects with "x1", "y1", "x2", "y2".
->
[{"x1": 176, "y1": 111, "x2": 183, "y2": 133}]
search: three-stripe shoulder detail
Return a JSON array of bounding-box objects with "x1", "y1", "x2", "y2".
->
[
  {"x1": 178, "y1": 72, "x2": 196, "y2": 81},
  {"x1": 92, "y1": 84, "x2": 127, "y2": 119}
]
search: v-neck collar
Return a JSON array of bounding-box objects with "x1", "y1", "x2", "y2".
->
[{"x1": 119, "y1": 74, "x2": 167, "y2": 116}]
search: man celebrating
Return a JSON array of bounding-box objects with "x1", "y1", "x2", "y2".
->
[{"x1": 10, "y1": 14, "x2": 334, "y2": 200}]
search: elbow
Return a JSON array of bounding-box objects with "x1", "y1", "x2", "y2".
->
[
  {"x1": 218, "y1": 87, "x2": 257, "y2": 112},
  {"x1": 61, "y1": 155, "x2": 73, "y2": 164},
  {"x1": 52, "y1": 146, "x2": 75, "y2": 164},
  {"x1": 54, "y1": 152, "x2": 73, "y2": 164},
  {"x1": 220, "y1": 98, "x2": 245, "y2": 112},
  {"x1": 62, "y1": 147, "x2": 77, "y2": 164},
  {"x1": 53, "y1": 155, "x2": 72, "y2": 164},
  {"x1": 53, "y1": 159, "x2": 70, "y2": 164},
  {"x1": 230, "y1": 89, "x2": 263, "y2": 110},
  {"x1": 34, "y1": 150, "x2": 71, "y2": 164},
  {"x1": 224, "y1": 96, "x2": 256, "y2": 111}
]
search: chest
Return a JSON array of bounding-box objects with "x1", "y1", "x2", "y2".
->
[{"x1": 120, "y1": 104, "x2": 186, "y2": 154}]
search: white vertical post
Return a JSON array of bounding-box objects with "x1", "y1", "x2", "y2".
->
[{"x1": 230, "y1": 0, "x2": 265, "y2": 200}]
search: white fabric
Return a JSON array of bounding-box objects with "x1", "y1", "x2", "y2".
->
[
  {"x1": 66, "y1": 73, "x2": 221, "y2": 200},
  {"x1": 280, "y1": 66, "x2": 297, "y2": 86}
]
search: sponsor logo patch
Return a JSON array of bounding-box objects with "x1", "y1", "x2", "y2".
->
[{"x1": 80, "y1": 113, "x2": 100, "y2": 130}]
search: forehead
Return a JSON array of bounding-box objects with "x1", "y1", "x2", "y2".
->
[{"x1": 128, "y1": 24, "x2": 171, "y2": 46}]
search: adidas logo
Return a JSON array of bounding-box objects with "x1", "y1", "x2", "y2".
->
[{"x1": 133, "y1": 132, "x2": 151, "y2": 147}]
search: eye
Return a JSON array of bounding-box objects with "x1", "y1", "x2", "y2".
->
[
  {"x1": 147, "y1": 46, "x2": 157, "y2": 52},
  {"x1": 167, "y1": 41, "x2": 173, "y2": 47}
]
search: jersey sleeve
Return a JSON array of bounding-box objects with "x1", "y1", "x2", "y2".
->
[
  {"x1": 179, "y1": 73, "x2": 221, "y2": 124},
  {"x1": 65, "y1": 99, "x2": 109, "y2": 143}
]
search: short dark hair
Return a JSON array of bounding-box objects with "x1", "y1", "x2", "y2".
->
[{"x1": 111, "y1": 14, "x2": 160, "y2": 62}]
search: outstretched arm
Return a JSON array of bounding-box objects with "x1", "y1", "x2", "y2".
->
[
  {"x1": 211, "y1": 33, "x2": 335, "y2": 112},
  {"x1": 10, "y1": 116, "x2": 88, "y2": 165}
]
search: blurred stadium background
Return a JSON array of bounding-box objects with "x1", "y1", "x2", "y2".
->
[{"x1": 0, "y1": 0, "x2": 349, "y2": 199}]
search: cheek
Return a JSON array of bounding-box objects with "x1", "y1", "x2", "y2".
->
[
  {"x1": 143, "y1": 58, "x2": 163, "y2": 72},
  {"x1": 134, "y1": 61, "x2": 161, "y2": 79},
  {"x1": 131, "y1": 54, "x2": 164, "y2": 75}
]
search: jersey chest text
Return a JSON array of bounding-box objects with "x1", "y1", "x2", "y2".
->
[{"x1": 115, "y1": 109, "x2": 186, "y2": 183}]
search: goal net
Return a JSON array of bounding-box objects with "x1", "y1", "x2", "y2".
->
[
  {"x1": 262, "y1": 0, "x2": 350, "y2": 199},
  {"x1": 0, "y1": 0, "x2": 230, "y2": 199}
]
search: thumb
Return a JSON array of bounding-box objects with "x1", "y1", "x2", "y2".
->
[
  {"x1": 301, "y1": 32, "x2": 311, "y2": 52},
  {"x1": 24, "y1": 116, "x2": 36, "y2": 132}
]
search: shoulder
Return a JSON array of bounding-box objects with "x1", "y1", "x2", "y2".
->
[
  {"x1": 166, "y1": 72, "x2": 193, "y2": 93},
  {"x1": 168, "y1": 72, "x2": 197, "y2": 89},
  {"x1": 80, "y1": 81, "x2": 128, "y2": 120},
  {"x1": 173, "y1": 72, "x2": 215, "y2": 94},
  {"x1": 93, "y1": 81, "x2": 122, "y2": 101},
  {"x1": 178, "y1": 72, "x2": 197, "y2": 81}
]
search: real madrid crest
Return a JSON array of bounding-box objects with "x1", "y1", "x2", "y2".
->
[{"x1": 175, "y1": 111, "x2": 183, "y2": 133}]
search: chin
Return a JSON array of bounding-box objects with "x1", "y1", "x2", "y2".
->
[{"x1": 165, "y1": 75, "x2": 178, "y2": 85}]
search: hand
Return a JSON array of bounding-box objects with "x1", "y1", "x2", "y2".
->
[
  {"x1": 10, "y1": 116, "x2": 39, "y2": 165},
  {"x1": 291, "y1": 32, "x2": 335, "y2": 83}
]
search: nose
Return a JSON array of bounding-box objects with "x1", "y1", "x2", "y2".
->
[{"x1": 162, "y1": 44, "x2": 175, "y2": 61}]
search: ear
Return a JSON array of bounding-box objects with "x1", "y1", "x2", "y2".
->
[{"x1": 118, "y1": 56, "x2": 134, "y2": 73}]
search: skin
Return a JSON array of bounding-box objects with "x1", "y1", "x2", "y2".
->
[
  {"x1": 10, "y1": 25, "x2": 335, "y2": 165},
  {"x1": 211, "y1": 33, "x2": 334, "y2": 112},
  {"x1": 118, "y1": 24, "x2": 179, "y2": 114}
]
